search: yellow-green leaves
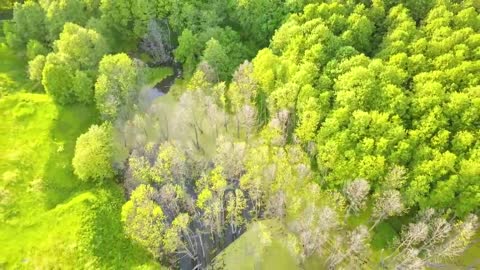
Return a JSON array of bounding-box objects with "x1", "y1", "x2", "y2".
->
[
  {"x1": 95, "y1": 53, "x2": 137, "y2": 120},
  {"x1": 197, "y1": 188, "x2": 213, "y2": 210},
  {"x1": 72, "y1": 122, "x2": 114, "y2": 181},
  {"x1": 121, "y1": 184, "x2": 165, "y2": 258}
]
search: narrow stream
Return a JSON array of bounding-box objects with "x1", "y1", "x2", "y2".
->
[{"x1": 155, "y1": 62, "x2": 182, "y2": 94}]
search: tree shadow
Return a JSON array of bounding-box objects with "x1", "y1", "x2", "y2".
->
[
  {"x1": 41, "y1": 103, "x2": 158, "y2": 267},
  {"x1": 42, "y1": 103, "x2": 98, "y2": 209}
]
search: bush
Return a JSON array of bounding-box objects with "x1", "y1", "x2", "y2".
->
[{"x1": 42, "y1": 54, "x2": 74, "y2": 104}]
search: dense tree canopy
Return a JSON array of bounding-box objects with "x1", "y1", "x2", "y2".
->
[
  {"x1": 40, "y1": 23, "x2": 108, "y2": 104},
  {"x1": 248, "y1": 0, "x2": 480, "y2": 217}
]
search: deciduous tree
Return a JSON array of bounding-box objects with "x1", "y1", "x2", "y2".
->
[
  {"x1": 95, "y1": 53, "x2": 138, "y2": 120},
  {"x1": 72, "y1": 122, "x2": 114, "y2": 181}
]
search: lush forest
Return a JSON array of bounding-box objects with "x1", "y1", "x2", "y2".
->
[{"x1": 0, "y1": 0, "x2": 479, "y2": 269}]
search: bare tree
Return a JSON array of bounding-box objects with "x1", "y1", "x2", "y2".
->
[
  {"x1": 384, "y1": 210, "x2": 479, "y2": 269},
  {"x1": 197, "y1": 61, "x2": 218, "y2": 83},
  {"x1": 427, "y1": 214, "x2": 478, "y2": 262},
  {"x1": 231, "y1": 61, "x2": 257, "y2": 103},
  {"x1": 371, "y1": 189, "x2": 405, "y2": 230},
  {"x1": 225, "y1": 189, "x2": 247, "y2": 238},
  {"x1": 265, "y1": 190, "x2": 287, "y2": 220},
  {"x1": 383, "y1": 165, "x2": 407, "y2": 190},
  {"x1": 140, "y1": 20, "x2": 172, "y2": 65},
  {"x1": 269, "y1": 109, "x2": 291, "y2": 145},
  {"x1": 158, "y1": 183, "x2": 182, "y2": 220},
  {"x1": 163, "y1": 213, "x2": 203, "y2": 267},
  {"x1": 289, "y1": 205, "x2": 339, "y2": 260},
  {"x1": 344, "y1": 178, "x2": 370, "y2": 215},
  {"x1": 237, "y1": 104, "x2": 257, "y2": 141},
  {"x1": 327, "y1": 225, "x2": 370, "y2": 269},
  {"x1": 213, "y1": 136, "x2": 246, "y2": 181}
]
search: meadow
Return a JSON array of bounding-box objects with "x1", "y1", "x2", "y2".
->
[{"x1": 0, "y1": 36, "x2": 158, "y2": 269}]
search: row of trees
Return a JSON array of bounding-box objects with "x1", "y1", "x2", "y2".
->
[{"x1": 5, "y1": 0, "x2": 297, "y2": 117}]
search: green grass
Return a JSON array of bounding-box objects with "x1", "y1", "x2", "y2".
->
[
  {"x1": 212, "y1": 220, "x2": 299, "y2": 270},
  {"x1": 0, "y1": 36, "x2": 158, "y2": 269},
  {"x1": 458, "y1": 230, "x2": 480, "y2": 268}
]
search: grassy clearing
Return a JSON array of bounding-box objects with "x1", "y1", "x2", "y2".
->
[{"x1": 0, "y1": 36, "x2": 158, "y2": 269}]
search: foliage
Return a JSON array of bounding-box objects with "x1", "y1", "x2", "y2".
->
[
  {"x1": 42, "y1": 53, "x2": 75, "y2": 103},
  {"x1": 53, "y1": 23, "x2": 108, "y2": 70},
  {"x1": 233, "y1": 0, "x2": 288, "y2": 48},
  {"x1": 251, "y1": 0, "x2": 480, "y2": 217},
  {"x1": 121, "y1": 184, "x2": 165, "y2": 257},
  {"x1": 27, "y1": 54, "x2": 45, "y2": 82},
  {"x1": 73, "y1": 122, "x2": 114, "y2": 181},
  {"x1": 42, "y1": 23, "x2": 108, "y2": 104},
  {"x1": 10, "y1": 1, "x2": 47, "y2": 47},
  {"x1": 202, "y1": 38, "x2": 229, "y2": 81},
  {"x1": 94, "y1": 53, "x2": 138, "y2": 120},
  {"x1": 3, "y1": 0, "x2": 480, "y2": 268},
  {"x1": 174, "y1": 29, "x2": 199, "y2": 77},
  {"x1": 99, "y1": 0, "x2": 174, "y2": 43},
  {"x1": 26, "y1": 39, "x2": 48, "y2": 60},
  {"x1": 42, "y1": 0, "x2": 90, "y2": 42}
]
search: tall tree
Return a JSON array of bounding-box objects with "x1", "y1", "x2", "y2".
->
[{"x1": 95, "y1": 53, "x2": 138, "y2": 120}]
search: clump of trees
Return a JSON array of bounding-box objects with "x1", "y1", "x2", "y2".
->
[
  {"x1": 40, "y1": 23, "x2": 108, "y2": 104},
  {"x1": 382, "y1": 209, "x2": 478, "y2": 268},
  {"x1": 117, "y1": 68, "x2": 478, "y2": 268}
]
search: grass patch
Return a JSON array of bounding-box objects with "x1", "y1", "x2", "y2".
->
[
  {"x1": 0, "y1": 93, "x2": 159, "y2": 269},
  {"x1": 213, "y1": 220, "x2": 299, "y2": 270}
]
